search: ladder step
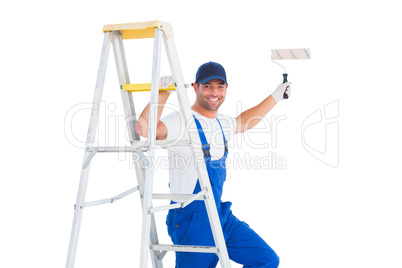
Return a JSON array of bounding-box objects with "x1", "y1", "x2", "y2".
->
[
  {"x1": 121, "y1": 83, "x2": 175, "y2": 92},
  {"x1": 149, "y1": 189, "x2": 207, "y2": 214},
  {"x1": 151, "y1": 244, "x2": 219, "y2": 254},
  {"x1": 86, "y1": 140, "x2": 190, "y2": 152}
]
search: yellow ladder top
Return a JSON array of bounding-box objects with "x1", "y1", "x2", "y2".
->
[
  {"x1": 103, "y1": 20, "x2": 173, "y2": 39},
  {"x1": 121, "y1": 83, "x2": 176, "y2": 92}
]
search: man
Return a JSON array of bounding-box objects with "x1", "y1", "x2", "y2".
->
[{"x1": 136, "y1": 62, "x2": 291, "y2": 268}]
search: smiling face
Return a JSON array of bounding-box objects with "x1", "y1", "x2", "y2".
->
[{"x1": 193, "y1": 79, "x2": 228, "y2": 116}]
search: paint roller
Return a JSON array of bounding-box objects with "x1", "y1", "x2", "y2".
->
[{"x1": 271, "y1": 48, "x2": 311, "y2": 99}]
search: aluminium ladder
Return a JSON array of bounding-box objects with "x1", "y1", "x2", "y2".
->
[{"x1": 65, "y1": 21, "x2": 231, "y2": 268}]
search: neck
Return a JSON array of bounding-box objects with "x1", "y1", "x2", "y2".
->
[{"x1": 191, "y1": 102, "x2": 218, "y2": 119}]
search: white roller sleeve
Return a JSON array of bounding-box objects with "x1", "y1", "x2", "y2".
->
[{"x1": 271, "y1": 48, "x2": 311, "y2": 60}]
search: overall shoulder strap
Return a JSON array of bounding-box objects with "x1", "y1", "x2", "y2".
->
[
  {"x1": 216, "y1": 118, "x2": 228, "y2": 153},
  {"x1": 193, "y1": 115, "x2": 211, "y2": 158}
]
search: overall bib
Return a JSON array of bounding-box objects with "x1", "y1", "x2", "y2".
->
[{"x1": 166, "y1": 116, "x2": 279, "y2": 268}]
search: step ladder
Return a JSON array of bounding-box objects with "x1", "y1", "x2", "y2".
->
[{"x1": 65, "y1": 21, "x2": 231, "y2": 268}]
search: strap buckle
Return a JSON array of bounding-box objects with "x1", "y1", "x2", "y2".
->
[{"x1": 202, "y1": 144, "x2": 211, "y2": 158}]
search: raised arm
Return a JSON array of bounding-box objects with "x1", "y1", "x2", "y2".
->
[
  {"x1": 235, "y1": 82, "x2": 292, "y2": 134},
  {"x1": 135, "y1": 76, "x2": 174, "y2": 139}
]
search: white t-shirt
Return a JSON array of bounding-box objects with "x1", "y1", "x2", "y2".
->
[{"x1": 160, "y1": 111, "x2": 237, "y2": 199}]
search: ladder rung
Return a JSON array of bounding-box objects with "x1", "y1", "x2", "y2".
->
[
  {"x1": 152, "y1": 194, "x2": 204, "y2": 200},
  {"x1": 149, "y1": 203, "x2": 181, "y2": 214},
  {"x1": 181, "y1": 188, "x2": 207, "y2": 208},
  {"x1": 121, "y1": 83, "x2": 175, "y2": 92},
  {"x1": 81, "y1": 186, "x2": 139, "y2": 208},
  {"x1": 151, "y1": 244, "x2": 219, "y2": 254}
]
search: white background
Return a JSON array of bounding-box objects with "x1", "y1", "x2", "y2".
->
[{"x1": 1, "y1": 0, "x2": 401, "y2": 267}]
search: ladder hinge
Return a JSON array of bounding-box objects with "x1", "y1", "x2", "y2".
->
[{"x1": 74, "y1": 204, "x2": 83, "y2": 210}]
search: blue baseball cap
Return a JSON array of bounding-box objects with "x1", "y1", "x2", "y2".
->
[{"x1": 195, "y1": 62, "x2": 228, "y2": 85}]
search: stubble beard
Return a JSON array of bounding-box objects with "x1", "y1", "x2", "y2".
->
[{"x1": 197, "y1": 92, "x2": 225, "y2": 112}]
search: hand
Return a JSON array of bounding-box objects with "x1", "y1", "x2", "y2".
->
[
  {"x1": 271, "y1": 82, "x2": 292, "y2": 103},
  {"x1": 160, "y1": 75, "x2": 175, "y2": 93}
]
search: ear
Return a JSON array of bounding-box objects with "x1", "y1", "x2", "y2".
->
[{"x1": 193, "y1": 82, "x2": 199, "y2": 94}]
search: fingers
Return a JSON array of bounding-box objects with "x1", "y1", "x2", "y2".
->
[
  {"x1": 285, "y1": 86, "x2": 291, "y2": 97},
  {"x1": 282, "y1": 82, "x2": 292, "y2": 97},
  {"x1": 277, "y1": 82, "x2": 292, "y2": 91},
  {"x1": 284, "y1": 82, "x2": 292, "y2": 87},
  {"x1": 160, "y1": 75, "x2": 174, "y2": 89},
  {"x1": 272, "y1": 82, "x2": 292, "y2": 102}
]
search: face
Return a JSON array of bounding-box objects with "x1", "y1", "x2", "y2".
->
[{"x1": 194, "y1": 79, "x2": 228, "y2": 112}]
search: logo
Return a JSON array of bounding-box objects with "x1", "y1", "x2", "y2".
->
[{"x1": 301, "y1": 100, "x2": 339, "y2": 167}]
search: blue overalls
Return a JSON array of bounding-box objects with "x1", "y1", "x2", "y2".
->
[{"x1": 166, "y1": 116, "x2": 279, "y2": 268}]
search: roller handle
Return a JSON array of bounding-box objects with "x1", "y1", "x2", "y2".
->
[{"x1": 283, "y1": 73, "x2": 289, "y2": 99}]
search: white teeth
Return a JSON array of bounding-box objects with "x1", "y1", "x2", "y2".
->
[{"x1": 208, "y1": 98, "x2": 218, "y2": 102}]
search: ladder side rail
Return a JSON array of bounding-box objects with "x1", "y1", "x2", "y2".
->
[
  {"x1": 134, "y1": 148, "x2": 146, "y2": 196},
  {"x1": 134, "y1": 148, "x2": 164, "y2": 267},
  {"x1": 162, "y1": 35, "x2": 232, "y2": 268},
  {"x1": 136, "y1": 156, "x2": 164, "y2": 268},
  {"x1": 111, "y1": 31, "x2": 140, "y2": 141},
  {"x1": 66, "y1": 31, "x2": 113, "y2": 268},
  {"x1": 149, "y1": 213, "x2": 163, "y2": 267},
  {"x1": 135, "y1": 146, "x2": 164, "y2": 268},
  {"x1": 139, "y1": 27, "x2": 163, "y2": 268},
  {"x1": 112, "y1": 31, "x2": 163, "y2": 268},
  {"x1": 112, "y1": 30, "x2": 146, "y2": 202}
]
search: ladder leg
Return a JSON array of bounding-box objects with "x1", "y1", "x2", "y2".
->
[
  {"x1": 149, "y1": 213, "x2": 163, "y2": 267},
  {"x1": 112, "y1": 30, "x2": 163, "y2": 268},
  {"x1": 66, "y1": 32, "x2": 113, "y2": 268},
  {"x1": 111, "y1": 31, "x2": 140, "y2": 142},
  {"x1": 163, "y1": 35, "x2": 232, "y2": 268},
  {"x1": 135, "y1": 150, "x2": 164, "y2": 268},
  {"x1": 139, "y1": 27, "x2": 163, "y2": 268}
]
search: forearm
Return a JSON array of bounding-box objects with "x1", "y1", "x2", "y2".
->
[
  {"x1": 235, "y1": 94, "x2": 277, "y2": 133},
  {"x1": 136, "y1": 91, "x2": 170, "y2": 137}
]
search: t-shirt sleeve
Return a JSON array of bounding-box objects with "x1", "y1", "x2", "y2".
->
[{"x1": 160, "y1": 111, "x2": 186, "y2": 140}]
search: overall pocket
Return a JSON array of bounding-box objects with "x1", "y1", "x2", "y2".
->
[
  {"x1": 179, "y1": 211, "x2": 214, "y2": 247},
  {"x1": 172, "y1": 211, "x2": 195, "y2": 245}
]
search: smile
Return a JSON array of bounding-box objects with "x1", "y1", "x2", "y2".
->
[{"x1": 207, "y1": 98, "x2": 219, "y2": 102}]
